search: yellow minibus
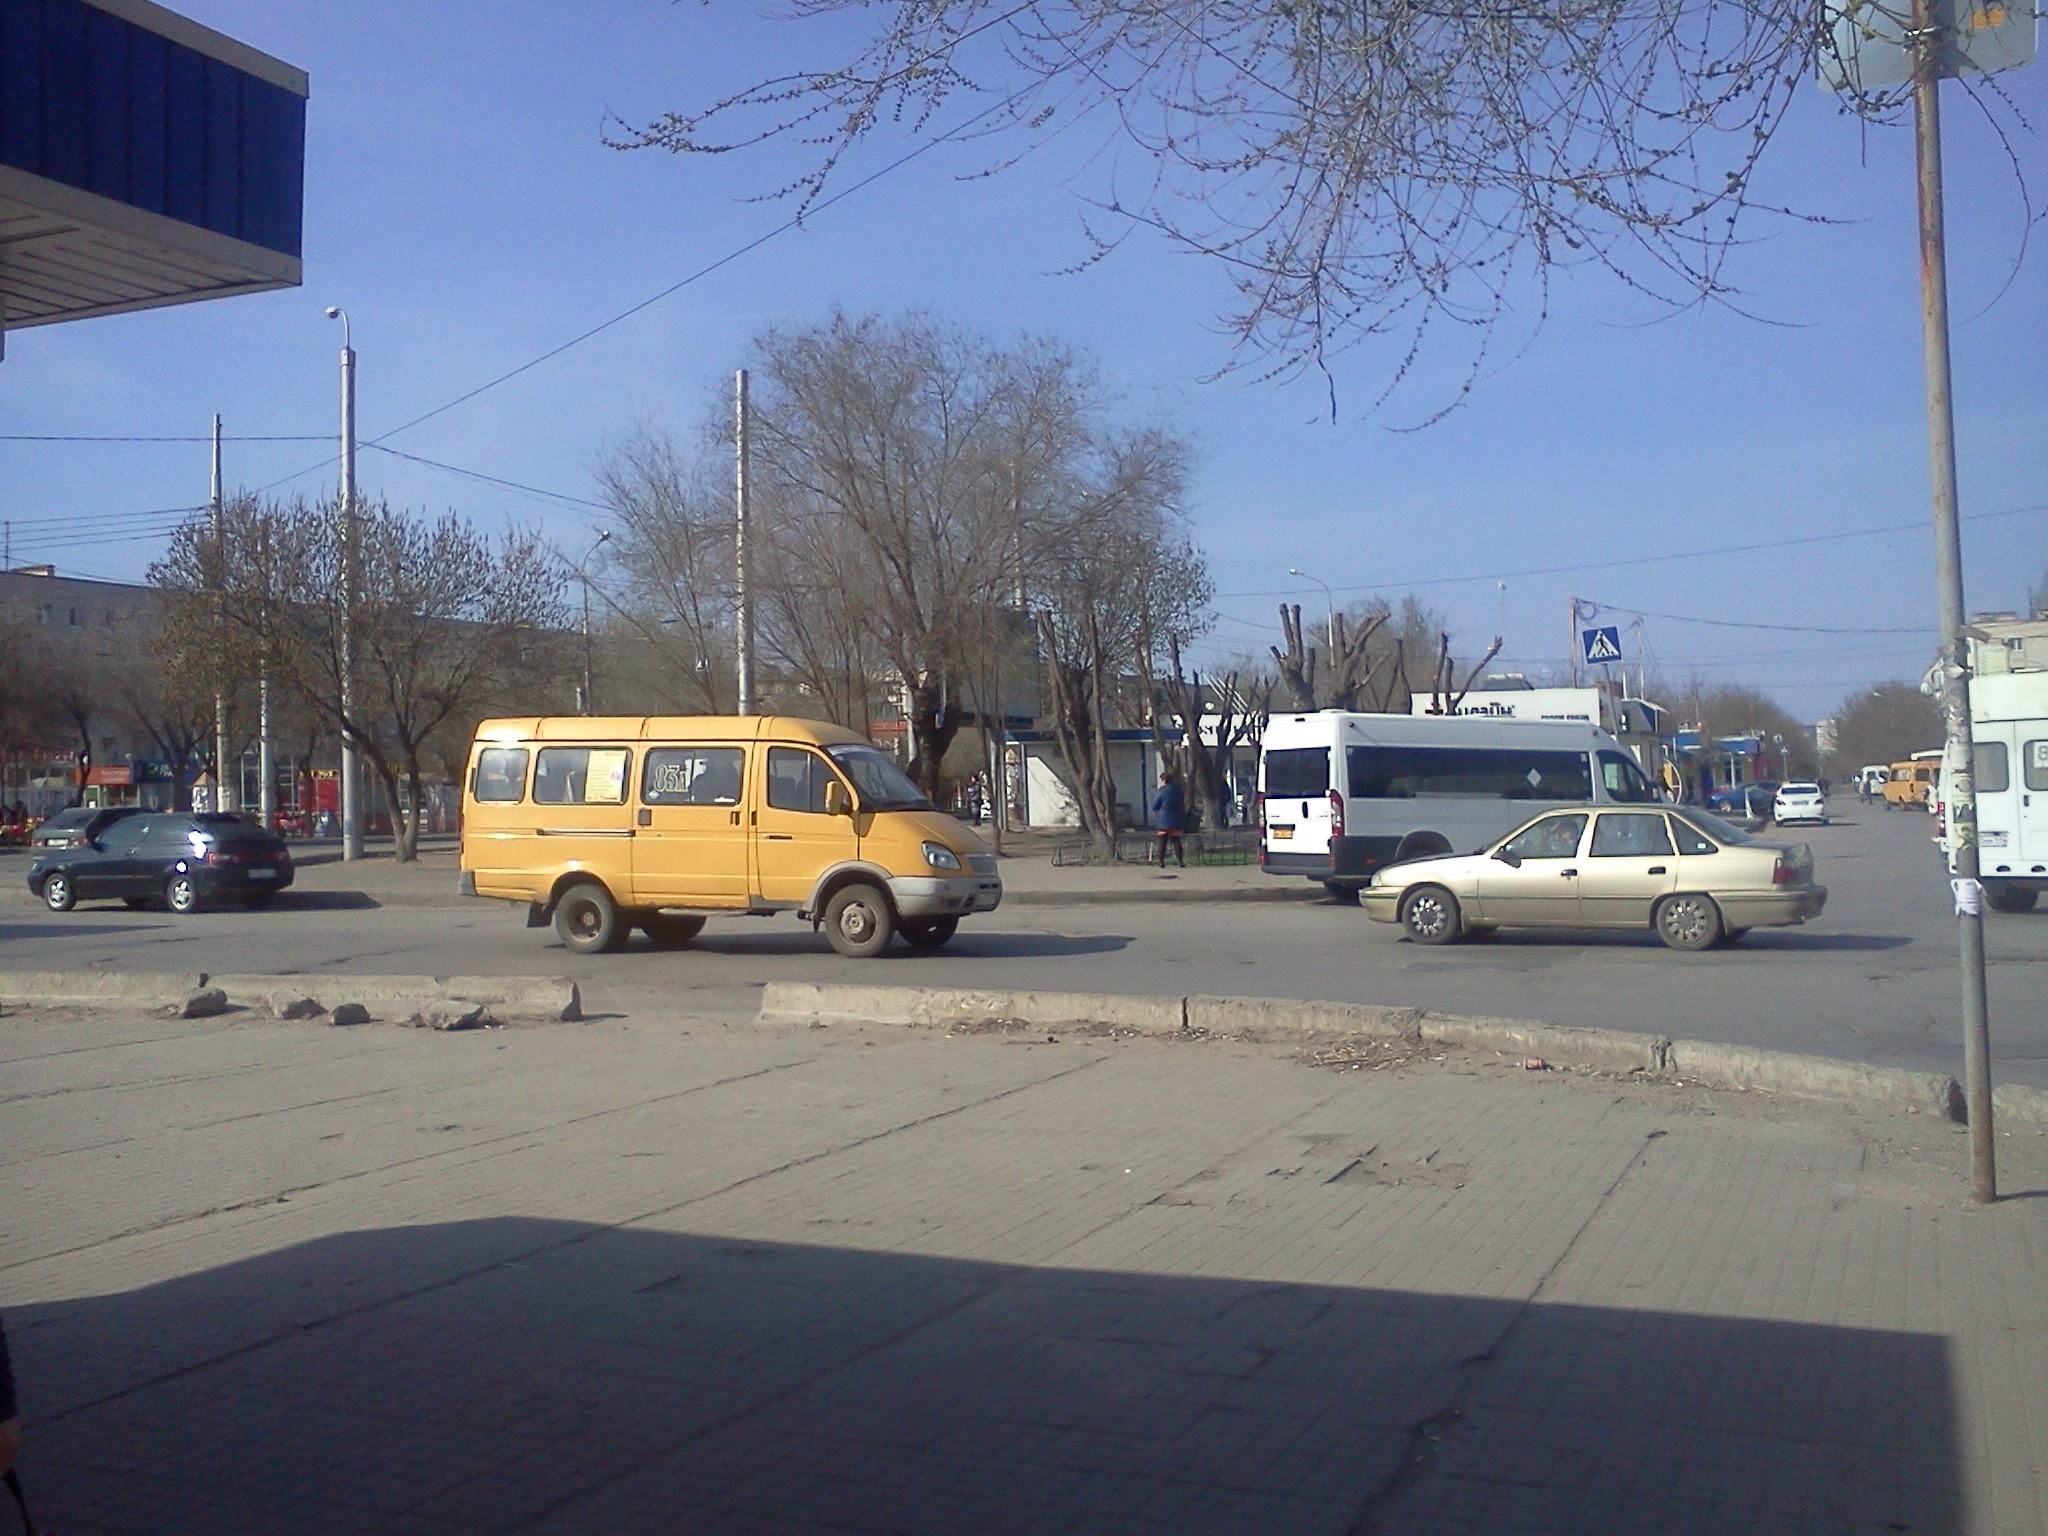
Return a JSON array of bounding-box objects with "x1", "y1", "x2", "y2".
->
[{"x1": 460, "y1": 715, "x2": 1001, "y2": 956}]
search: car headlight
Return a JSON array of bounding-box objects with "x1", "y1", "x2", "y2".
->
[{"x1": 922, "y1": 841, "x2": 962, "y2": 871}]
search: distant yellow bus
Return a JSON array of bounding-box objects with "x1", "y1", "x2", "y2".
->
[
  {"x1": 460, "y1": 715, "x2": 1001, "y2": 956},
  {"x1": 1882, "y1": 753, "x2": 1940, "y2": 810}
]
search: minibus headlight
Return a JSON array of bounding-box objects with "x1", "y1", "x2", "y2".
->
[{"x1": 922, "y1": 841, "x2": 962, "y2": 871}]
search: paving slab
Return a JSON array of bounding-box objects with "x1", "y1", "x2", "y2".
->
[{"x1": 1, "y1": 1004, "x2": 2042, "y2": 1534}]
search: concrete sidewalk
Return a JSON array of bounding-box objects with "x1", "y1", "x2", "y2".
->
[{"x1": 2, "y1": 1003, "x2": 2041, "y2": 1533}]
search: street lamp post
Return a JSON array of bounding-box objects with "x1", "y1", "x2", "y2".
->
[
  {"x1": 1289, "y1": 568, "x2": 1336, "y2": 651},
  {"x1": 575, "y1": 529, "x2": 612, "y2": 714},
  {"x1": 325, "y1": 306, "x2": 363, "y2": 862}
]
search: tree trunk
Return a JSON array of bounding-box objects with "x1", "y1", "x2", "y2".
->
[{"x1": 904, "y1": 672, "x2": 963, "y2": 799}]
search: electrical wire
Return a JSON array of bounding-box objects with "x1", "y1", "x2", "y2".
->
[
  {"x1": 1223, "y1": 500, "x2": 2048, "y2": 601},
  {"x1": 0, "y1": 433, "x2": 327, "y2": 443},
  {"x1": 362, "y1": 445, "x2": 613, "y2": 513}
]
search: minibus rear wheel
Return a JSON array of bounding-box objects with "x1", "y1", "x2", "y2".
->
[
  {"x1": 555, "y1": 881, "x2": 626, "y2": 954},
  {"x1": 824, "y1": 882, "x2": 896, "y2": 958},
  {"x1": 641, "y1": 912, "x2": 708, "y2": 947},
  {"x1": 900, "y1": 916, "x2": 959, "y2": 950}
]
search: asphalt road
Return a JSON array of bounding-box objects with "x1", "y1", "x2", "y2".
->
[{"x1": 3, "y1": 803, "x2": 2043, "y2": 1085}]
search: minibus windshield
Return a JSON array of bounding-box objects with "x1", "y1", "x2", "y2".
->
[{"x1": 827, "y1": 744, "x2": 933, "y2": 811}]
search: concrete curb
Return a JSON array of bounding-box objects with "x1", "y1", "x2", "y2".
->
[
  {"x1": 757, "y1": 982, "x2": 1972, "y2": 1123},
  {"x1": 1994, "y1": 1083, "x2": 2048, "y2": 1126},
  {"x1": 1004, "y1": 884, "x2": 1321, "y2": 906},
  {"x1": 0, "y1": 970, "x2": 582, "y2": 1023}
]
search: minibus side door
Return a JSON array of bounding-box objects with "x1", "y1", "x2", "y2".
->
[
  {"x1": 633, "y1": 744, "x2": 751, "y2": 907},
  {"x1": 529, "y1": 744, "x2": 637, "y2": 898}
]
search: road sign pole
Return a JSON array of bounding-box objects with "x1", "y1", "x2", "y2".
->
[{"x1": 1911, "y1": 3, "x2": 1995, "y2": 1202}]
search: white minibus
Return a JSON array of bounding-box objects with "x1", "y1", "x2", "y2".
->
[
  {"x1": 1935, "y1": 672, "x2": 2048, "y2": 913},
  {"x1": 1259, "y1": 710, "x2": 1662, "y2": 898}
]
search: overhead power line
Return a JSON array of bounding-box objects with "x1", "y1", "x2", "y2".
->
[
  {"x1": 0, "y1": 433, "x2": 326, "y2": 443},
  {"x1": 1223, "y1": 500, "x2": 2048, "y2": 601}
]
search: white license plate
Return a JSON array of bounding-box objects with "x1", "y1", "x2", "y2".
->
[
  {"x1": 249, "y1": 867, "x2": 278, "y2": 879},
  {"x1": 1981, "y1": 831, "x2": 2009, "y2": 848}
]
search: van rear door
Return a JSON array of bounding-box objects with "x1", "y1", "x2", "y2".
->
[
  {"x1": 1263, "y1": 745, "x2": 1333, "y2": 865},
  {"x1": 2021, "y1": 738, "x2": 2048, "y2": 869}
]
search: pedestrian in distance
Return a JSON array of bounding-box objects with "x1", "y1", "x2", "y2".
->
[{"x1": 1150, "y1": 771, "x2": 1186, "y2": 868}]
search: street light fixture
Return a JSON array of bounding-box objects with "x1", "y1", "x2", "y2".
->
[
  {"x1": 1289, "y1": 568, "x2": 1336, "y2": 651},
  {"x1": 325, "y1": 305, "x2": 362, "y2": 861}
]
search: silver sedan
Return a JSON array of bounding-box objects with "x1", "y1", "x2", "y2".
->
[{"x1": 1361, "y1": 805, "x2": 1827, "y2": 950}]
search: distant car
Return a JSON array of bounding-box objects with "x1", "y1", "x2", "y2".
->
[
  {"x1": 28, "y1": 805, "x2": 144, "y2": 852},
  {"x1": 1772, "y1": 782, "x2": 1828, "y2": 826},
  {"x1": 1361, "y1": 804, "x2": 1826, "y2": 950},
  {"x1": 1706, "y1": 782, "x2": 1778, "y2": 826},
  {"x1": 28, "y1": 811, "x2": 293, "y2": 914}
]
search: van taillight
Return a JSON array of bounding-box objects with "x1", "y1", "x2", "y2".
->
[
  {"x1": 1329, "y1": 789, "x2": 1345, "y2": 839},
  {"x1": 1254, "y1": 792, "x2": 1265, "y2": 827}
]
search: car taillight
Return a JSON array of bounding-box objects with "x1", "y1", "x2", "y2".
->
[
  {"x1": 1772, "y1": 857, "x2": 1793, "y2": 885},
  {"x1": 1329, "y1": 789, "x2": 1345, "y2": 839}
]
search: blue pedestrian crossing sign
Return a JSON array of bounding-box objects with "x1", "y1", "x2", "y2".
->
[{"x1": 1581, "y1": 626, "x2": 1624, "y2": 666}]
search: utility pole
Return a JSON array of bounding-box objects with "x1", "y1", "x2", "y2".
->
[
  {"x1": 258, "y1": 515, "x2": 275, "y2": 831},
  {"x1": 210, "y1": 415, "x2": 233, "y2": 815},
  {"x1": 735, "y1": 368, "x2": 756, "y2": 716},
  {"x1": 327, "y1": 306, "x2": 363, "y2": 861},
  {"x1": 1911, "y1": 2, "x2": 1995, "y2": 1201},
  {"x1": 576, "y1": 529, "x2": 611, "y2": 714}
]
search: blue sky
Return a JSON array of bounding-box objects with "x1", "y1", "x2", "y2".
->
[{"x1": 3, "y1": 1, "x2": 2044, "y2": 720}]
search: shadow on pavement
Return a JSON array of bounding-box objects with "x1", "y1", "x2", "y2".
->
[
  {"x1": 14, "y1": 1219, "x2": 1958, "y2": 1535},
  {"x1": 584, "y1": 931, "x2": 1134, "y2": 960},
  {"x1": 272, "y1": 890, "x2": 384, "y2": 911}
]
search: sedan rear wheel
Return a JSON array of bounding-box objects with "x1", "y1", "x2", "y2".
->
[
  {"x1": 1399, "y1": 885, "x2": 1462, "y2": 945},
  {"x1": 1655, "y1": 892, "x2": 1722, "y2": 952},
  {"x1": 42, "y1": 871, "x2": 75, "y2": 912},
  {"x1": 165, "y1": 873, "x2": 201, "y2": 915}
]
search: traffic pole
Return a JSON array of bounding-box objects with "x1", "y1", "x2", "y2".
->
[{"x1": 1911, "y1": 0, "x2": 1994, "y2": 1201}]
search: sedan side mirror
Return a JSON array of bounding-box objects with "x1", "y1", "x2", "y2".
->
[
  {"x1": 822, "y1": 780, "x2": 850, "y2": 817},
  {"x1": 1492, "y1": 848, "x2": 1522, "y2": 868}
]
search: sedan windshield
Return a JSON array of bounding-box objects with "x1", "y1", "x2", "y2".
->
[{"x1": 826, "y1": 744, "x2": 932, "y2": 810}]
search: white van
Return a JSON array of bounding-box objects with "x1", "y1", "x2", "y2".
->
[
  {"x1": 1936, "y1": 672, "x2": 2048, "y2": 913},
  {"x1": 1260, "y1": 710, "x2": 1663, "y2": 897}
]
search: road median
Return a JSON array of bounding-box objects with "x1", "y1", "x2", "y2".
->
[
  {"x1": 757, "y1": 981, "x2": 1976, "y2": 1123},
  {"x1": 0, "y1": 969, "x2": 582, "y2": 1022}
]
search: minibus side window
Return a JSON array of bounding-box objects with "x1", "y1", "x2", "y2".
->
[
  {"x1": 767, "y1": 747, "x2": 838, "y2": 814},
  {"x1": 2026, "y1": 741, "x2": 2048, "y2": 792},
  {"x1": 533, "y1": 747, "x2": 631, "y2": 805},
  {"x1": 1975, "y1": 741, "x2": 2009, "y2": 795},
  {"x1": 643, "y1": 748, "x2": 743, "y2": 807},
  {"x1": 472, "y1": 747, "x2": 528, "y2": 803}
]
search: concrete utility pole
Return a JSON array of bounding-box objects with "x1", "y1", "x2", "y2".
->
[
  {"x1": 735, "y1": 368, "x2": 756, "y2": 716},
  {"x1": 1911, "y1": 5, "x2": 1995, "y2": 1201},
  {"x1": 577, "y1": 529, "x2": 611, "y2": 714},
  {"x1": 210, "y1": 415, "x2": 233, "y2": 815},
  {"x1": 327, "y1": 306, "x2": 363, "y2": 862}
]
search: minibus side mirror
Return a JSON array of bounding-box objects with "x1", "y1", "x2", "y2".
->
[
  {"x1": 823, "y1": 780, "x2": 850, "y2": 817},
  {"x1": 1493, "y1": 848, "x2": 1521, "y2": 868}
]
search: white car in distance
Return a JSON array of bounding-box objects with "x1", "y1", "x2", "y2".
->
[{"x1": 1773, "y1": 782, "x2": 1828, "y2": 827}]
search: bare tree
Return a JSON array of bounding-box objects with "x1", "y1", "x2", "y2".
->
[
  {"x1": 1036, "y1": 450, "x2": 1207, "y2": 858},
  {"x1": 596, "y1": 424, "x2": 735, "y2": 714},
  {"x1": 612, "y1": 2, "x2": 1903, "y2": 415},
  {"x1": 154, "y1": 495, "x2": 571, "y2": 861}
]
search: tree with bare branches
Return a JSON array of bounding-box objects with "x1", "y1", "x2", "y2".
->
[{"x1": 612, "y1": 1, "x2": 1914, "y2": 416}]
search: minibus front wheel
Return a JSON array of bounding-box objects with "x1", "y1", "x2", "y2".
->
[
  {"x1": 555, "y1": 880, "x2": 627, "y2": 954},
  {"x1": 824, "y1": 882, "x2": 897, "y2": 958}
]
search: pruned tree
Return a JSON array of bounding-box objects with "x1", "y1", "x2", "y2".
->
[{"x1": 611, "y1": 2, "x2": 1913, "y2": 416}]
